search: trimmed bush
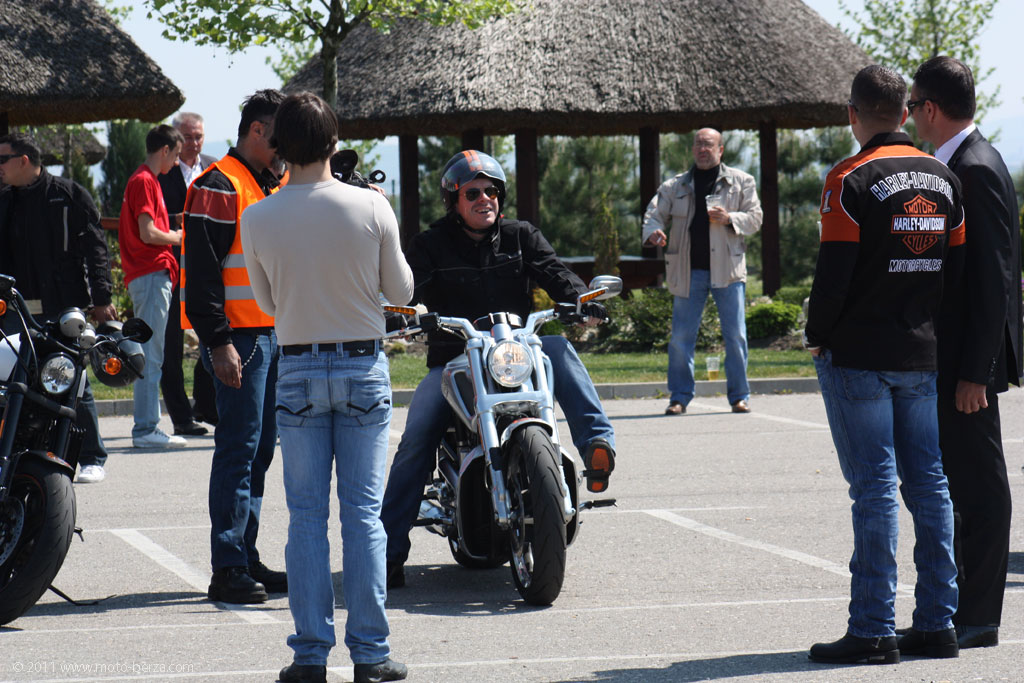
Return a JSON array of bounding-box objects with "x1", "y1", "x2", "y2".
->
[{"x1": 746, "y1": 301, "x2": 802, "y2": 339}]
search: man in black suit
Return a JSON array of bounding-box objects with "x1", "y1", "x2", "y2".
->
[
  {"x1": 909, "y1": 55, "x2": 1023, "y2": 649},
  {"x1": 158, "y1": 112, "x2": 218, "y2": 434}
]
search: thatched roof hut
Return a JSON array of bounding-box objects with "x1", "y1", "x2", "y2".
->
[
  {"x1": 32, "y1": 125, "x2": 107, "y2": 166},
  {"x1": 0, "y1": 0, "x2": 183, "y2": 130},
  {"x1": 289, "y1": 0, "x2": 867, "y2": 138},
  {"x1": 287, "y1": 0, "x2": 870, "y2": 293}
]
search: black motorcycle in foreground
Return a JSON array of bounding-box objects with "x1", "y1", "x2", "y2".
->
[
  {"x1": 384, "y1": 275, "x2": 622, "y2": 606},
  {"x1": 0, "y1": 274, "x2": 151, "y2": 625}
]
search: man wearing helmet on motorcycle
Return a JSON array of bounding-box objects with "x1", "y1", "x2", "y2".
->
[{"x1": 380, "y1": 150, "x2": 616, "y2": 589}]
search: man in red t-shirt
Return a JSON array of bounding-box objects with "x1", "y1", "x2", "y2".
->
[{"x1": 118, "y1": 124, "x2": 186, "y2": 449}]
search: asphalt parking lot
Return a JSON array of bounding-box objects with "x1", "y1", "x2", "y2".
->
[{"x1": 2, "y1": 389, "x2": 1022, "y2": 682}]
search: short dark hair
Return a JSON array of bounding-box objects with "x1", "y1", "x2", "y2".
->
[
  {"x1": 145, "y1": 124, "x2": 183, "y2": 154},
  {"x1": 850, "y1": 65, "x2": 907, "y2": 127},
  {"x1": 0, "y1": 132, "x2": 41, "y2": 167},
  {"x1": 271, "y1": 92, "x2": 338, "y2": 166},
  {"x1": 913, "y1": 56, "x2": 976, "y2": 121},
  {"x1": 238, "y1": 89, "x2": 285, "y2": 140}
]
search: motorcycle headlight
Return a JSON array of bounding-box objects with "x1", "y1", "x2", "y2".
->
[
  {"x1": 488, "y1": 340, "x2": 533, "y2": 388},
  {"x1": 40, "y1": 354, "x2": 77, "y2": 395}
]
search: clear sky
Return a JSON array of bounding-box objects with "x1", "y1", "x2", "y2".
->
[{"x1": 117, "y1": 0, "x2": 1024, "y2": 176}]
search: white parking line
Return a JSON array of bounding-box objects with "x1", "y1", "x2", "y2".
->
[
  {"x1": 688, "y1": 400, "x2": 830, "y2": 429},
  {"x1": 643, "y1": 509, "x2": 915, "y2": 593},
  {"x1": 108, "y1": 529, "x2": 278, "y2": 624}
]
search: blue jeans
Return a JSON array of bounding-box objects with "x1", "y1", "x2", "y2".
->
[
  {"x1": 814, "y1": 350, "x2": 957, "y2": 637},
  {"x1": 668, "y1": 269, "x2": 749, "y2": 406},
  {"x1": 276, "y1": 347, "x2": 392, "y2": 666},
  {"x1": 76, "y1": 378, "x2": 107, "y2": 467},
  {"x1": 127, "y1": 270, "x2": 172, "y2": 438},
  {"x1": 380, "y1": 335, "x2": 615, "y2": 565},
  {"x1": 202, "y1": 330, "x2": 278, "y2": 570}
]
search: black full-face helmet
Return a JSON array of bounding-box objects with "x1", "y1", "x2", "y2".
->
[
  {"x1": 440, "y1": 150, "x2": 507, "y2": 213},
  {"x1": 89, "y1": 321, "x2": 145, "y2": 388}
]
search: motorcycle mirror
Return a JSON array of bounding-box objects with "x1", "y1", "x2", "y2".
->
[
  {"x1": 122, "y1": 317, "x2": 153, "y2": 343},
  {"x1": 586, "y1": 275, "x2": 623, "y2": 300}
]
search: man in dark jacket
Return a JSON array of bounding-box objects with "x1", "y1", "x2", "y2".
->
[
  {"x1": 158, "y1": 111, "x2": 217, "y2": 435},
  {"x1": 380, "y1": 150, "x2": 616, "y2": 589},
  {"x1": 910, "y1": 55, "x2": 1023, "y2": 650},
  {"x1": 805, "y1": 65, "x2": 964, "y2": 665},
  {"x1": 0, "y1": 132, "x2": 116, "y2": 483}
]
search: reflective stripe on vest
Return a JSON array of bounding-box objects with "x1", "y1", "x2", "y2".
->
[{"x1": 180, "y1": 156, "x2": 276, "y2": 330}]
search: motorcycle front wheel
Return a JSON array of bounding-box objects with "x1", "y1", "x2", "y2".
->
[
  {"x1": 506, "y1": 425, "x2": 567, "y2": 605},
  {"x1": 0, "y1": 457, "x2": 77, "y2": 625}
]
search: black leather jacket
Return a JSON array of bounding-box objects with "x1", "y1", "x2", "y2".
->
[
  {"x1": 0, "y1": 168, "x2": 112, "y2": 317},
  {"x1": 408, "y1": 213, "x2": 588, "y2": 367}
]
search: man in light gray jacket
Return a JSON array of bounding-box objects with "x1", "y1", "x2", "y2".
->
[{"x1": 642, "y1": 128, "x2": 763, "y2": 415}]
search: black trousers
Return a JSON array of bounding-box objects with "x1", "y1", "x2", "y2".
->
[
  {"x1": 160, "y1": 277, "x2": 218, "y2": 425},
  {"x1": 937, "y1": 386, "x2": 1012, "y2": 627}
]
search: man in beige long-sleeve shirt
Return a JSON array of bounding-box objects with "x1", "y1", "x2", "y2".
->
[{"x1": 241, "y1": 92, "x2": 412, "y2": 683}]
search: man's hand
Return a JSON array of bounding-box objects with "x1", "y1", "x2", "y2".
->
[
  {"x1": 90, "y1": 304, "x2": 117, "y2": 323},
  {"x1": 808, "y1": 347, "x2": 822, "y2": 357},
  {"x1": 644, "y1": 229, "x2": 667, "y2": 248},
  {"x1": 211, "y1": 343, "x2": 242, "y2": 389},
  {"x1": 708, "y1": 206, "x2": 730, "y2": 224},
  {"x1": 955, "y1": 379, "x2": 988, "y2": 414}
]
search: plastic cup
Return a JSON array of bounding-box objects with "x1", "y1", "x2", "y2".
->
[{"x1": 706, "y1": 355, "x2": 721, "y2": 380}]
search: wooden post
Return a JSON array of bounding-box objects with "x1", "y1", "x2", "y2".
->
[
  {"x1": 514, "y1": 129, "x2": 539, "y2": 226},
  {"x1": 398, "y1": 134, "x2": 420, "y2": 249},
  {"x1": 759, "y1": 122, "x2": 780, "y2": 297},
  {"x1": 639, "y1": 126, "x2": 660, "y2": 259},
  {"x1": 461, "y1": 129, "x2": 484, "y2": 152}
]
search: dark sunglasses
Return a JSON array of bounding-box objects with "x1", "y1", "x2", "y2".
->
[
  {"x1": 0, "y1": 153, "x2": 21, "y2": 164},
  {"x1": 463, "y1": 186, "x2": 499, "y2": 201},
  {"x1": 907, "y1": 98, "x2": 932, "y2": 114}
]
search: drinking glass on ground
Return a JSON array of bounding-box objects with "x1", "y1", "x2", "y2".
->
[{"x1": 706, "y1": 355, "x2": 721, "y2": 381}]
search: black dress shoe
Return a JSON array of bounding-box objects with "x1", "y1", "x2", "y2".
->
[
  {"x1": 354, "y1": 658, "x2": 407, "y2": 683},
  {"x1": 897, "y1": 627, "x2": 959, "y2": 658},
  {"x1": 207, "y1": 567, "x2": 267, "y2": 604},
  {"x1": 386, "y1": 562, "x2": 405, "y2": 590},
  {"x1": 249, "y1": 559, "x2": 288, "y2": 593},
  {"x1": 173, "y1": 420, "x2": 209, "y2": 436},
  {"x1": 192, "y1": 412, "x2": 218, "y2": 427},
  {"x1": 808, "y1": 633, "x2": 899, "y2": 664},
  {"x1": 278, "y1": 662, "x2": 326, "y2": 683},
  {"x1": 956, "y1": 624, "x2": 999, "y2": 648}
]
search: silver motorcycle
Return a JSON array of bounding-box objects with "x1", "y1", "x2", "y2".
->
[{"x1": 385, "y1": 275, "x2": 621, "y2": 605}]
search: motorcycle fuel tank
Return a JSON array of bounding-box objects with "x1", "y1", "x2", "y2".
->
[{"x1": 0, "y1": 333, "x2": 21, "y2": 382}]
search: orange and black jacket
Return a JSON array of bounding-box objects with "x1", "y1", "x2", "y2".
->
[
  {"x1": 180, "y1": 149, "x2": 280, "y2": 348},
  {"x1": 806, "y1": 132, "x2": 966, "y2": 371}
]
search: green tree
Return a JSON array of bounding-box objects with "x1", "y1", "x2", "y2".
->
[
  {"x1": 746, "y1": 128, "x2": 854, "y2": 286},
  {"x1": 98, "y1": 120, "x2": 148, "y2": 217},
  {"x1": 147, "y1": 0, "x2": 521, "y2": 109},
  {"x1": 538, "y1": 135, "x2": 640, "y2": 257},
  {"x1": 840, "y1": 0, "x2": 1000, "y2": 127},
  {"x1": 98, "y1": 119, "x2": 149, "y2": 315}
]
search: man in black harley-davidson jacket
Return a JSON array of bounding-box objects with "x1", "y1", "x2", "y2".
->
[
  {"x1": 0, "y1": 133, "x2": 116, "y2": 484},
  {"x1": 380, "y1": 150, "x2": 616, "y2": 589}
]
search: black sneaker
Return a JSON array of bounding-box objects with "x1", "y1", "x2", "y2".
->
[
  {"x1": 208, "y1": 567, "x2": 267, "y2": 604},
  {"x1": 808, "y1": 632, "x2": 899, "y2": 664},
  {"x1": 386, "y1": 561, "x2": 405, "y2": 590},
  {"x1": 354, "y1": 658, "x2": 407, "y2": 683},
  {"x1": 278, "y1": 662, "x2": 326, "y2": 683},
  {"x1": 897, "y1": 627, "x2": 959, "y2": 658},
  {"x1": 249, "y1": 559, "x2": 288, "y2": 593}
]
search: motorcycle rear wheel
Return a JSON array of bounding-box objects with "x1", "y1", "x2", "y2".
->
[
  {"x1": 0, "y1": 457, "x2": 77, "y2": 625},
  {"x1": 506, "y1": 425, "x2": 567, "y2": 605}
]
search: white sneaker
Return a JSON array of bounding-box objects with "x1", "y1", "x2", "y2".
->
[
  {"x1": 133, "y1": 429, "x2": 187, "y2": 449},
  {"x1": 76, "y1": 465, "x2": 106, "y2": 483}
]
